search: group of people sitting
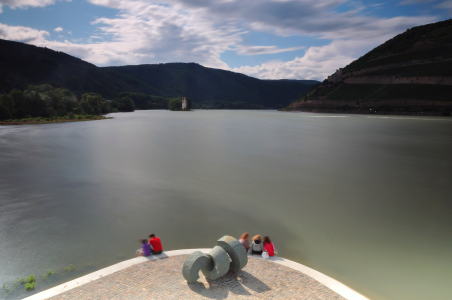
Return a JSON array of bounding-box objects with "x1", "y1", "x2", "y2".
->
[
  {"x1": 238, "y1": 233, "x2": 276, "y2": 257},
  {"x1": 137, "y1": 233, "x2": 163, "y2": 257},
  {"x1": 137, "y1": 232, "x2": 275, "y2": 258}
]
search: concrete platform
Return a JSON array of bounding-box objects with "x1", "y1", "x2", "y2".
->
[{"x1": 23, "y1": 249, "x2": 369, "y2": 300}]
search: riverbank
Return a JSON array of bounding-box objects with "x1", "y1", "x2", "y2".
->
[
  {"x1": 283, "y1": 98, "x2": 452, "y2": 116},
  {"x1": 0, "y1": 115, "x2": 112, "y2": 125},
  {"x1": 22, "y1": 249, "x2": 368, "y2": 300},
  {"x1": 280, "y1": 107, "x2": 452, "y2": 116}
]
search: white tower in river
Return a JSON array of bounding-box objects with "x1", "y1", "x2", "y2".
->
[{"x1": 182, "y1": 97, "x2": 188, "y2": 110}]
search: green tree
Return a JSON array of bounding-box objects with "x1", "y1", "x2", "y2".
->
[
  {"x1": 25, "y1": 85, "x2": 77, "y2": 117},
  {"x1": 80, "y1": 92, "x2": 111, "y2": 115},
  {"x1": 117, "y1": 92, "x2": 169, "y2": 110},
  {"x1": 0, "y1": 94, "x2": 13, "y2": 120},
  {"x1": 117, "y1": 96, "x2": 135, "y2": 112},
  {"x1": 10, "y1": 89, "x2": 31, "y2": 119},
  {"x1": 0, "y1": 84, "x2": 116, "y2": 121},
  {"x1": 168, "y1": 98, "x2": 182, "y2": 111},
  {"x1": 27, "y1": 90, "x2": 47, "y2": 117}
]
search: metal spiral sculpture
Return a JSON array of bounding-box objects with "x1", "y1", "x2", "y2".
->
[{"x1": 182, "y1": 235, "x2": 248, "y2": 283}]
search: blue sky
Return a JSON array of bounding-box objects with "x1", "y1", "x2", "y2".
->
[{"x1": 0, "y1": 0, "x2": 450, "y2": 80}]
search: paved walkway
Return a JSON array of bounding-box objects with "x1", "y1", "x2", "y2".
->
[{"x1": 46, "y1": 255, "x2": 346, "y2": 300}]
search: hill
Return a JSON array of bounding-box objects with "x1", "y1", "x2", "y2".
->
[
  {"x1": 0, "y1": 39, "x2": 317, "y2": 109},
  {"x1": 0, "y1": 39, "x2": 162, "y2": 98},
  {"x1": 105, "y1": 63, "x2": 317, "y2": 108},
  {"x1": 288, "y1": 19, "x2": 452, "y2": 115}
]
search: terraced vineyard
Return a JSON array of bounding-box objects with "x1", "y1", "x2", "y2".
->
[{"x1": 288, "y1": 19, "x2": 452, "y2": 115}]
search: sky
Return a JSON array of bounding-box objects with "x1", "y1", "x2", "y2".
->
[{"x1": 0, "y1": 0, "x2": 450, "y2": 80}]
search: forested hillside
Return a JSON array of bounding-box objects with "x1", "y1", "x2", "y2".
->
[
  {"x1": 106, "y1": 63, "x2": 316, "y2": 108},
  {"x1": 0, "y1": 39, "x2": 317, "y2": 109},
  {"x1": 0, "y1": 40, "x2": 161, "y2": 98}
]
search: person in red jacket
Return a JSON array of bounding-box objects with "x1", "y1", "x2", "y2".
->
[
  {"x1": 148, "y1": 233, "x2": 163, "y2": 255},
  {"x1": 263, "y1": 236, "x2": 275, "y2": 257}
]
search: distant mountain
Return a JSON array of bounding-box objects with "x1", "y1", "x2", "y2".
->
[
  {"x1": 105, "y1": 63, "x2": 319, "y2": 108},
  {"x1": 0, "y1": 39, "x2": 161, "y2": 98},
  {"x1": 0, "y1": 39, "x2": 318, "y2": 109},
  {"x1": 288, "y1": 19, "x2": 452, "y2": 115}
]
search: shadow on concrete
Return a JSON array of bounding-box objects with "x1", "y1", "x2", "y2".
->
[{"x1": 187, "y1": 270, "x2": 271, "y2": 299}]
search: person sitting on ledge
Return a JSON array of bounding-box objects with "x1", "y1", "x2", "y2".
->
[
  {"x1": 263, "y1": 236, "x2": 275, "y2": 257},
  {"x1": 149, "y1": 233, "x2": 163, "y2": 255},
  {"x1": 137, "y1": 238, "x2": 151, "y2": 257},
  {"x1": 239, "y1": 232, "x2": 250, "y2": 251},
  {"x1": 248, "y1": 234, "x2": 263, "y2": 255}
]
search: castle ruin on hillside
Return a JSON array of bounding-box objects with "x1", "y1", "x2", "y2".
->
[{"x1": 327, "y1": 68, "x2": 343, "y2": 83}]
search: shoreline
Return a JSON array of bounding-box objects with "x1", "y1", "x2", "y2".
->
[
  {"x1": 280, "y1": 108, "x2": 452, "y2": 117},
  {"x1": 0, "y1": 116, "x2": 112, "y2": 126}
]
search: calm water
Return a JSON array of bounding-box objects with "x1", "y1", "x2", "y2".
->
[{"x1": 0, "y1": 110, "x2": 451, "y2": 300}]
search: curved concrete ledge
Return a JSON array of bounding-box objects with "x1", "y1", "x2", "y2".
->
[{"x1": 23, "y1": 249, "x2": 369, "y2": 300}]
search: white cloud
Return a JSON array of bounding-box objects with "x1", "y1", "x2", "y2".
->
[
  {"x1": 54, "y1": 27, "x2": 63, "y2": 32},
  {"x1": 0, "y1": 22, "x2": 49, "y2": 43},
  {"x1": 0, "y1": 0, "x2": 57, "y2": 12},
  {"x1": 75, "y1": 0, "x2": 245, "y2": 67},
  {"x1": 0, "y1": 0, "x2": 441, "y2": 80},
  {"x1": 236, "y1": 45, "x2": 305, "y2": 55},
  {"x1": 232, "y1": 39, "x2": 374, "y2": 80},
  {"x1": 79, "y1": 0, "x2": 436, "y2": 78},
  {"x1": 136, "y1": 0, "x2": 434, "y2": 40}
]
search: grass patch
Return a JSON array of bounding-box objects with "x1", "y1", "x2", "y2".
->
[
  {"x1": 64, "y1": 264, "x2": 76, "y2": 272},
  {"x1": 26, "y1": 275, "x2": 35, "y2": 284},
  {"x1": 47, "y1": 270, "x2": 56, "y2": 275},
  {"x1": 25, "y1": 282, "x2": 36, "y2": 291}
]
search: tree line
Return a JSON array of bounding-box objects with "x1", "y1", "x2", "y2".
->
[
  {"x1": 0, "y1": 83, "x2": 267, "y2": 121},
  {"x1": 0, "y1": 85, "x2": 194, "y2": 121},
  {"x1": 0, "y1": 84, "x2": 136, "y2": 121}
]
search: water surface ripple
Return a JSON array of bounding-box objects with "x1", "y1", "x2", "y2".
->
[{"x1": 0, "y1": 110, "x2": 451, "y2": 300}]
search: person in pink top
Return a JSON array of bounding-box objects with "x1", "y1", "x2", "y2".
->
[
  {"x1": 239, "y1": 232, "x2": 250, "y2": 251},
  {"x1": 263, "y1": 236, "x2": 275, "y2": 256}
]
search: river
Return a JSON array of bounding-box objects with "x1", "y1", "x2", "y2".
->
[{"x1": 0, "y1": 110, "x2": 451, "y2": 300}]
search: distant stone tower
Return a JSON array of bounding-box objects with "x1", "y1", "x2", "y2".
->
[{"x1": 182, "y1": 97, "x2": 188, "y2": 110}]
